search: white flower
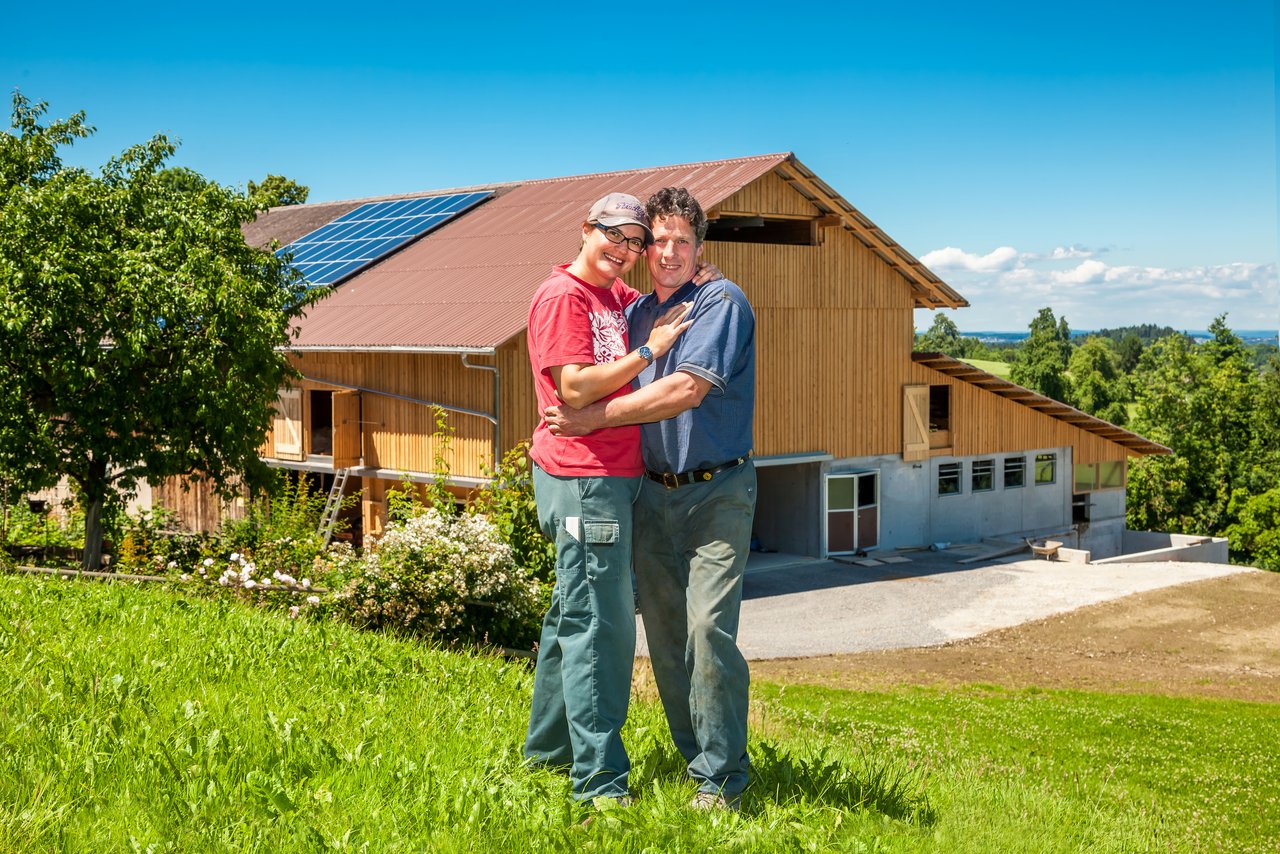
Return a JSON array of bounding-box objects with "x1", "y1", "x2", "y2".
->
[
  {"x1": 203, "y1": 558, "x2": 214, "y2": 567},
  {"x1": 167, "y1": 561, "x2": 178, "y2": 569},
  {"x1": 288, "y1": 605, "x2": 300, "y2": 619},
  {"x1": 244, "y1": 579, "x2": 257, "y2": 589},
  {"x1": 179, "y1": 574, "x2": 190, "y2": 582},
  {"x1": 260, "y1": 578, "x2": 272, "y2": 587},
  {"x1": 230, "y1": 553, "x2": 241, "y2": 562},
  {"x1": 306, "y1": 595, "x2": 319, "y2": 605},
  {"x1": 301, "y1": 579, "x2": 311, "y2": 589},
  {"x1": 218, "y1": 577, "x2": 230, "y2": 586}
]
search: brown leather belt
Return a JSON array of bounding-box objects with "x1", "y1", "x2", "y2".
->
[{"x1": 646, "y1": 453, "x2": 751, "y2": 489}]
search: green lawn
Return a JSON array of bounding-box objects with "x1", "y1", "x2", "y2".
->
[
  {"x1": 2, "y1": 574, "x2": 1277, "y2": 852},
  {"x1": 959, "y1": 358, "x2": 1012, "y2": 380}
]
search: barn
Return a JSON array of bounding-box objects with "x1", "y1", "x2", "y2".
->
[{"x1": 176, "y1": 153, "x2": 1167, "y2": 559}]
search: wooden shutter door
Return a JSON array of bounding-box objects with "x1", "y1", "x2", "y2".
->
[
  {"x1": 273, "y1": 388, "x2": 304, "y2": 461},
  {"x1": 332, "y1": 390, "x2": 362, "y2": 469},
  {"x1": 903, "y1": 385, "x2": 929, "y2": 462}
]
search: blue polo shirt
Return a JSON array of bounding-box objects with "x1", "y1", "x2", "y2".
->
[{"x1": 626, "y1": 279, "x2": 755, "y2": 474}]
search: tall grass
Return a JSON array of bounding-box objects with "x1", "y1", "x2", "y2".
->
[{"x1": 1, "y1": 574, "x2": 1275, "y2": 852}]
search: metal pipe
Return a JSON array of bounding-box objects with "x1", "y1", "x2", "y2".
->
[{"x1": 461, "y1": 355, "x2": 501, "y2": 465}]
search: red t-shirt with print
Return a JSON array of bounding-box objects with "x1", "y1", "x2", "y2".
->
[{"x1": 527, "y1": 265, "x2": 643, "y2": 477}]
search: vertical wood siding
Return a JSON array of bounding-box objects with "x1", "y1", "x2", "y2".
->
[{"x1": 258, "y1": 168, "x2": 1137, "y2": 483}]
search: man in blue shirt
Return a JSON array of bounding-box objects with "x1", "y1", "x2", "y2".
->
[{"x1": 544, "y1": 187, "x2": 756, "y2": 810}]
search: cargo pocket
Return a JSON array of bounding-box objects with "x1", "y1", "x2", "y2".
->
[
  {"x1": 584, "y1": 519, "x2": 620, "y2": 545},
  {"x1": 583, "y1": 519, "x2": 621, "y2": 583}
]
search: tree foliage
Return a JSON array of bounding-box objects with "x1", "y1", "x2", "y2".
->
[
  {"x1": 1010, "y1": 307, "x2": 1073, "y2": 403},
  {"x1": 0, "y1": 93, "x2": 316, "y2": 569},
  {"x1": 247, "y1": 173, "x2": 309, "y2": 208},
  {"x1": 915, "y1": 313, "x2": 963, "y2": 356},
  {"x1": 1126, "y1": 316, "x2": 1280, "y2": 568},
  {"x1": 1068, "y1": 336, "x2": 1129, "y2": 424}
]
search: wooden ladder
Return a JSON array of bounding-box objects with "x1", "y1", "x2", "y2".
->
[{"x1": 318, "y1": 468, "x2": 350, "y2": 547}]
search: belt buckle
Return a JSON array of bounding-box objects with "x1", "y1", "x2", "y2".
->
[{"x1": 661, "y1": 472, "x2": 680, "y2": 489}]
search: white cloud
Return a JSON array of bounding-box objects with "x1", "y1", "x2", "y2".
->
[
  {"x1": 919, "y1": 243, "x2": 1278, "y2": 329},
  {"x1": 920, "y1": 245, "x2": 1021, "y2": 272},
  {"x1": 1049, "y1": 244, "x2": 1095, "y2": 259}
]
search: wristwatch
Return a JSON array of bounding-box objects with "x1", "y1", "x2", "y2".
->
[{"x1": 638, "y1": 345, "x2": 654, "y2": 364}]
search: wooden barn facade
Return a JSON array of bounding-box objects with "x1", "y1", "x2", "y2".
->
[{"x1": 172, "y1": 153, "x2": 1165, "y2": 559}]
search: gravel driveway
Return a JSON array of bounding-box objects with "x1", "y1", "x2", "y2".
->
[{"x1": 636, "y1": 544, "x2": 1250, "y2": 660}]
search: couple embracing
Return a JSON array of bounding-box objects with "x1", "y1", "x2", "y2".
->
[{"x1": 523, "y1": 188, "x2": 757, "y2": 811}]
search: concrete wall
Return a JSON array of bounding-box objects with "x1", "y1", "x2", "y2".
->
[
  {"x1": 1077, "y1": 488, "x2": 1126, "y2": 559},
  {"x1": 829, "y1": 446, "x2": 1075, "y2": 553},
  {"x1": 1091, "y1": 531, "x2": 1230, "y2": 565}
]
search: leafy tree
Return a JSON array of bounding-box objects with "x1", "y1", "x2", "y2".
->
[
  {"x1": 1117, "y1": 332, "x2": 1143, "y2": 373},
  {"x1": 156, "y1": 166, "x2": 208, "y2": 195},
  {"x1": 1225, "y1": 487, "x2": 1280, "y2": 571},
  {"x1": 1010, "y1": 307, "x2": 1073, "y2": 403},
  {"x1": 915, "y1": 312, "x2": 963, "y2": 356},
  {"x1": 0, "y1": 93, "x2": 315, "y2": 570},
  {"x1": 1068, "y1": 336, "x2": 1128, "y2": 424},
  {"x1": 247, "y1": 173, "x2": 309, "y2": 208},
  {"x1": 1126, "y1": 318, "x2": 1279, "y2": 549}
]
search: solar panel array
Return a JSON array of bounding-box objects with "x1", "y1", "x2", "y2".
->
[{"x1": 279, "y1": 191, "x2": 493, "y2": 287}]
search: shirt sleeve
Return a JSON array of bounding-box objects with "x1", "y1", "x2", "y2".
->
[
  {"x1": 671, "y1": 283, "x2": 755, "y2": 396},
  {"x1": 529, "y1": 291, "x2": 597, "y2": 372}
]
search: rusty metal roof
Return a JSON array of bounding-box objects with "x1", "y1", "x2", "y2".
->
[
  {"x1": 911, "y1": 352, "x2": 1170, "y2": 456},
  {"x1": 278, "y1": 153, "x2": 960, "y2": 351}
]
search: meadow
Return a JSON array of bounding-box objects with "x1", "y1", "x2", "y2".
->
[{"x1": 2, "y1": 573, "x2": 1276, "y2": 852}]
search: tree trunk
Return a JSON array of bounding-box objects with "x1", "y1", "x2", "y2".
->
[{"x1": 80, "y1": 458, "x2": 109, "y2": 572}]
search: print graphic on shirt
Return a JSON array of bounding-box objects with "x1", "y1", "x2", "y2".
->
[{"x1": 590, "y1": 308, "x2": 627, "y2": 364}]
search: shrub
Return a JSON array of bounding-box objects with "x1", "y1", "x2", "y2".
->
[
  {"x1": 469, "y1": 442, "x2": 554, "y2": 585},
  {"x1": 328, "y1": 508, "x2": 542, "y2": 649}
]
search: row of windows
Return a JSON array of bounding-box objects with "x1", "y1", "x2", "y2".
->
[{"x1": 938, "y1": 454, "x2": 1057, "y2": 496}]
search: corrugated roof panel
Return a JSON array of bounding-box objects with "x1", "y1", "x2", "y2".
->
[{"x1": 292, "y1": 154, "x2": 790, "y2": 350}]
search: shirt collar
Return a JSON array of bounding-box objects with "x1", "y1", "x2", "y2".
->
[{"x1": 655, "y1": 281, "x2": 698, "y2": 308}]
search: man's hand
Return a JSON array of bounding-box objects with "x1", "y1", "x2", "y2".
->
[
  {"x1": 693, "y1": 260, "x2": 724, "y2": 284},
  {"x1": 544, "y1": 402, "x2": 606, "y2": 436}
]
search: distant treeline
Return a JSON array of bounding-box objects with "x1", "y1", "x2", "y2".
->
[
  {"x1": 914, "y1": 309, "x2": 1280, "y2": 570},
  {"x1": 1083, "y1": 324, "x2": 1179, "y2": 344}
]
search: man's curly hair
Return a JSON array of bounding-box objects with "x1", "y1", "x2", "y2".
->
[{"x1": 644, "y1": 187, "x2": 708, "y2": 243}]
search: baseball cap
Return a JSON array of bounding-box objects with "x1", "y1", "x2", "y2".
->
[{"x1": 587, "y1": 193, "x2": 653, "y2": 243}]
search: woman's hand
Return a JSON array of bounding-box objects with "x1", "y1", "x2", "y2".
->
[{"x1": 644, "y1": 302, "x2": 693, "y2": 358}]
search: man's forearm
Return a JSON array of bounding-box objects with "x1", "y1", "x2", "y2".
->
[{"x1": 601, "y1": 371, "x2": 710, "y2": 427}]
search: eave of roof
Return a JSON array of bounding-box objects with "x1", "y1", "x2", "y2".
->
[
  {"x1": 771, "y1": 157, "x2": 967, "y2": 310},
  {"x1": 911, "y1": 352, "x2": 1170, "y2": 456}
]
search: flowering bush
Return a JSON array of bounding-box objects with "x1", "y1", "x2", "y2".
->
[{"x1": 328, "y1": 508, "x2": 542, "y2": 648}]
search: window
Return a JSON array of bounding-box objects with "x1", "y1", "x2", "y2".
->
[
  {"x1": 1004, "y1": 456, "x2": 1026, "y2": 489},
  {"x1": 1035, "y1": 453, "x2": 1057, "y2": 485},
  {"x1": 1074, "y1": 463, "x2": 1097, "y2": 492},
  {"x1": 309, "y1": 390, "x2": 333, "y2": 456},
  {"x1": 972, "y1": 459, "x2": 994, "y2": 492},
  {"x1": 938, "y1": 462, "x2": 962, "y2": 496},
  {"x1": 705, "y1": 215, "x2": 819, "y2": 245},
  {"x1": 929, "y1": 385, "x2": 951, "y2": 432},
  {"x1": 1099, "y1": 460, "x2": 1125, "y2": 489}
]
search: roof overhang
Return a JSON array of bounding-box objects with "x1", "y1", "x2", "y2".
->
[
  {"x1": 911, "y1": 352, "x2": 1170, "y2": 455},
  {"x1": 769, "y1": 156, "x2": 968, "y2": 310}
]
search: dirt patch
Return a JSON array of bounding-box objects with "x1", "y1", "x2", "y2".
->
[{"x1": 750, "y1": 571, "x2": 1280, "y2": 703}]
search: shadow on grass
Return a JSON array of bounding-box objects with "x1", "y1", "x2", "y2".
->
[{"x1": 634, "y1": 738, "x2": 935, "y2": 825}]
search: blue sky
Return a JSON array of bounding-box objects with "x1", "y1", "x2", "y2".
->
[{"x1": 6, "y1": 2, "x2": 1276, "y2": 332}]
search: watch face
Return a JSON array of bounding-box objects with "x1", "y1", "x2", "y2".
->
[{"x1": 639, "y1": 346, "x2": 654, "y2": 363}]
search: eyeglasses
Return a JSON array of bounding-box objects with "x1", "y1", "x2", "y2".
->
[{"x1": 592, "y1": 222, "x2": 648, "y2": 253}]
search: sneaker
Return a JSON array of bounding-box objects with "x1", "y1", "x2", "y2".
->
[{"x1": 690, "y1": 791, "x2": 740, "y2": 812}]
